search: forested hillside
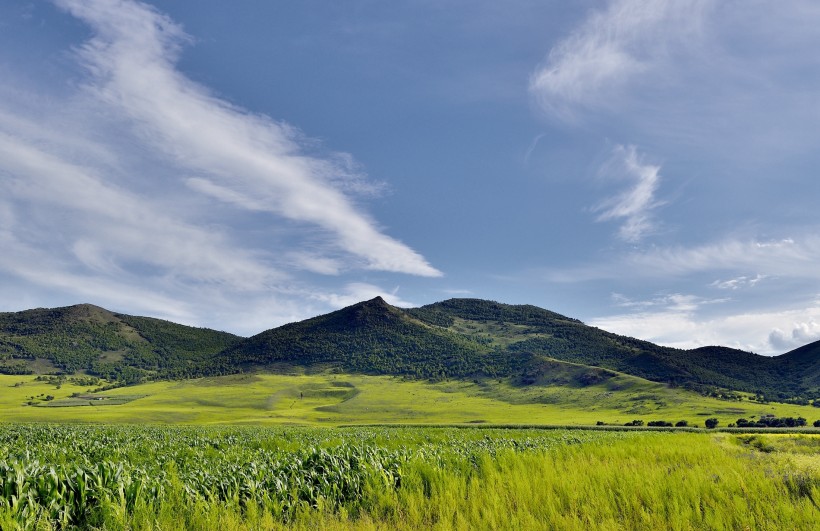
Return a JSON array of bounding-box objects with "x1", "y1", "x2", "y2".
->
[
  {"x1": 214, "y1": 297, "x2": 526, "y2": 379},
  {"x1": 2, "y1": 298, "x2": 818, "y2": 400},
  {"x1": 0, "y1": 304, "x2": 240, "y2": 382},
  {"x1": 410, "y1": 299, "x2": 788, "y2": 397}
]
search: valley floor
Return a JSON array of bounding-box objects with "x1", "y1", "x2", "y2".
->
[{"x1": 2, "y1": 372, "x2": 819, "y2": 428}]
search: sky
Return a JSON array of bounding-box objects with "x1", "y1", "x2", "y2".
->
[{"x1": 1, "y1": 0, "x2": 819, "y2": 355}]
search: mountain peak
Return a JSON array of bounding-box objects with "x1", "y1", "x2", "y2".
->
[
  {"x1": 64, "y1": 303, "x2": 118, "y2": 323},
  {"x1": 363, "y1": 295, "x2": 388, "y2": 306},
  {"x1": 346, "y1": 296, "x2": 401, "y2": 326}
]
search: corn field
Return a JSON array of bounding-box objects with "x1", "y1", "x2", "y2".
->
[{"x1": 1, "y1": 425, "x2": 818, "y2": 530}]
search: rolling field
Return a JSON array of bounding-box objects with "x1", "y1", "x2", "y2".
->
[
  {"x1": 3, "y1": 373, "x2": 820, "y2": 529},
  {"x1": 2, "y1": 371, "x2": 819, "y2": 427}
]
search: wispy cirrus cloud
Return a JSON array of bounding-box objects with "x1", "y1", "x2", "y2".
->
[
  {"x1": 530, "y1": 0, "x2": 820, "y2": 160},
  {"x1": 55, "y1": 0, "x2": 440, "y2": 278},
  {"x1": 0, "y1": 130, "x2": 273, "y2": 289},
  {"x1": 592, "y1": 145, "x2": 663, "y2": 242},
  {"x1": 711, "y1": 274, "x2": 766, "y2": 291},
  {"x1": 610, "y1": 292, "x2": 726, "y2": 312},
  {"x1": 624, "y1": 237, "x2": 818, "y2": 279},
  {"x1": 0, "y1": 0, "x2": 440, "y2": 333},
  {"x1": 540, "y1": 235, "x2": 820, "y2": 284},
  {"x1": 529, "y1": 0, "x2": 711, "y2": 121}
]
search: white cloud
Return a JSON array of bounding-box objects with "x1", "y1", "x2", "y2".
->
[
  {"x1": 537, "y1": 233, "x2": 820, "y2": 355},
  {"x1": 312, "y1": 283, "x2": 415, "y2": 309},
  {"x1": 769, "y1": 321, "x2": 820, "y2": 352},
  {"x1": 592, "y1": 145, "x2": 663, "y2": 242},
  {"x1": 711, "y1": 274, "x2": 766, "y2": 291},
  {"x1": 530, "y1": 0, "x2": 820, "y2": 164},
  {"x1": 441, "y1": 288, "x2": 475, "y2": 297},
  {"x1": 53, "y1": 0, "x2": 440, "y2": 277},
  {"x1": 610, "y1": 292, "x2": 726, "y2": 313},
  {"x1": 592, "y1": 301, "x2": 820, "y2": 355},
  {"x1": 0, "y1": 0, "x2": 443, "y2": 334},
  {"x1": 625, "y1": 237, "x2": 820, "y2": 279},
  {"x1": 530, "y1": 0, "x2": 711, "y2": 121},
  {"x1": 543, "y1": 235, "x2": 820, "y2": 284},
  {"x1": 0, "y1": 130, "x2": 274, "y2": 290}
]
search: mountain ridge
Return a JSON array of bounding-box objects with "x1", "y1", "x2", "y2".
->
[{"x1": 1, "y1": 298, "x2": 818, "y2": 399}]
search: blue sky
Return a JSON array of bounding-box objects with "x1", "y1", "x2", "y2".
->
[{"x1": 1, "y1": 0, "x2": 819, "y2": 354}]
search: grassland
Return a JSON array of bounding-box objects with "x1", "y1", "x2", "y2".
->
[
  {"x1": 3, "y1": 370, "x2": 820, "y2": 529},
  {"x1": 2, "y1": 371, "x2": 819, "y2": 427},
  {"x1": 1, "y1": 424, "x2": 819, "y2": 529}
]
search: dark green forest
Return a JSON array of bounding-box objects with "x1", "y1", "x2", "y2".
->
[
  {"x1": 0, "y1": 304, "x2": 239, "y2": 383},
  {"x1": 2, "y1": 298, "x2": 819, "y2": 401}
]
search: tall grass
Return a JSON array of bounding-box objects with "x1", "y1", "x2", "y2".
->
[{"x1": 1, "y1": 426, "x2": 818, "y2": 529}]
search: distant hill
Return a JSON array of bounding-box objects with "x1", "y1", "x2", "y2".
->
[
  {"x1": 777, "y1": 341, "x2": 820, "y2": 393},
  {"x1": 407, "y1": 299, "x2": 785, "y2": 395},
  {"x1": 1, "y1": 298, "x2": 818, "y2": 400},
  {"x1": 0, "y1": 304, "x2": 241, "y2": 382}
]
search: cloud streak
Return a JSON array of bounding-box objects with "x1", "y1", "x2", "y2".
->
[
  {"x1": 539, "y1": 234, "x2": 820, "y2": 286},
  {"x1": 592, "y1": 145, "x2": 663, "y2": 242},
  {"x1": 530, "y1": 0, "x2": 710, "y2": 121},
  {"x1": 0, "y1": 0, "x2": 441, "y2": 333},
  {"x1": 54, "y1": 0, "x2": 440, "y2": 277}
]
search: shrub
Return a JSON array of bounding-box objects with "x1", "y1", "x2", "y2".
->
[{"x1": 705, "y1": 418, "x2": 719, "y2": 429}]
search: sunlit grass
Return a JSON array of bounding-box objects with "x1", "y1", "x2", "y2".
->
[
  {"x1": 2, "y1": 372, "x2": 818, "y2": 427},
  {"x1": 4, "y1": 426, "x2": 816, "y2": 529}
]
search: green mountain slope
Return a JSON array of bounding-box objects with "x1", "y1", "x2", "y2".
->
[
  {"x1": 409, "y1": 299, "x2": 787, "y2": 395},
  {"x1": 412, "y1": 299, "x2": 818, "y2": 398},
  {"x1": 2, "y1": 298, "x2": 818, "y2": 400},
  {"x1": 215, "y1": 297, "x2": 524, "y2": 379},
  {"x1": 777, "y1": 340, "x2": 820, "y2": 394},
  {"x1": 0, "y1": 304, "x2": 241, "y2": 381},
  {"x1": 223, "y1": 297, "x2": 816, "y2": 399}
]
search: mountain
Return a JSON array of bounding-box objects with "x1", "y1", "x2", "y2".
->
[
  {"x1": 2, "y1": 298, "x2": 818, "y2": 400},
  {"x1": 407, "y1": 299, "x2": 786, "y2": 395},
  {"x1": 777, "y1": 340, "x2": 820, "y2": 394},
  {"x1": 221, "y1": 297, "x2": 816, "y2": 399},
  {"x1": 0, "y1": 304, "x2": 241, "y2": 381},
  {"x1": 214, "y1": 297, "x2": 521, "y2": 379}
]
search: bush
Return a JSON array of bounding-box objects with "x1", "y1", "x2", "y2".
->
[
  {"x1": 705, "y1": 418, "x2": 719, "y2": 429},
  {"x1": 675, "y1": 420, "x2": 688, "y2": 427},
  {"x1": 738, "y1": 416, "x2": 808, "y2": 429}
]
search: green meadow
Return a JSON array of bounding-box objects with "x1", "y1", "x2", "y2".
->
[
  {"x1": 2, "y1": 371, "x2": 818, "y2": 427},
  {"x1": 4, "y1": 372, "x2": 820, "y2": 529}
]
